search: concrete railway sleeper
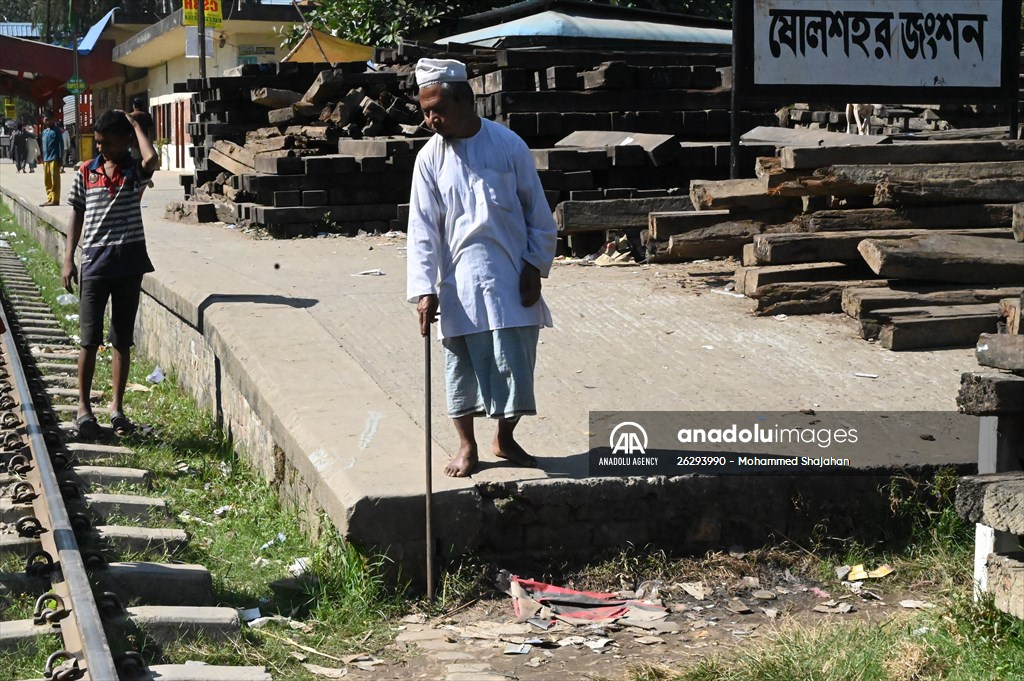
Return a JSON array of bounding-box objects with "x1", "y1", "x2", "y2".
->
[{"x1": 0, "y1": 246, "x2": 270, "y2": 681}]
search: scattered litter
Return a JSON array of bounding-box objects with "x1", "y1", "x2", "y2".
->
[
  {"x1": 351, "y1": 268, "x2": 384, "y2": 276},
  {"x1": 289, "y1": 652, "x2": 308, "y2": 663},
  {"x1": 854, "y1": 372, "x2": 879, "y2": 379},
  {"x1": 738, "y1": 576, "x2": 760, "y2": 589},
  {"x1": 773, "y1": 314, "x2": 788, "y2": 321},
  {"x1": 761, "y1": 608, "x2": 779, "y2": 620},
  {"x1": 64, "y1": 314, "x2": 79, "y2": 322},
  {"x1": 177, "y1": 511, "x2": 212, "y2": 526},
  {"x1": 288, "y1": 557, "x2": 312, "y2": 577},
  {"x1": 553, "y1": 255, "x2": 594, "y2": 266},
  {"x1": 813, "y1": 600, "x2": 854, "y2": 614},
  {"x1": 557, "y1": 636, "x2": 587, "y2": 647},
  {"x1": 751, "y1": 590, "x2": 776, "y2": 601},
  {"x1": 504, "y1": 643, "x2": 532, "y2": 655},
  {"x1": 527, "y1": 617, "x2": 554, "y2": 630},
  {"x1": 835, "y1": 565, "x2": 852, "y2": 581},
  {"x1": 846, "y1": 564, "x2": 893, "y2": 581},
  {"x1": 526, "y1": 657, "x2": 545, "y2": 667},
  {"x1": 125, "y1": 383, "x2": 152, "y2": 392},
  {"x1": 727, "y1": 600, "x2": 753, "y2": 614},
  {"x1": 301, "y1": 663, "x2": 347, "y2": 678},
  {"x1": 678, "y1": 582, "x2": 707, "y2": 601},
  {"x1": 56, "y1": 293, "x2": 78, "y2": 306},
  {"x1": 634, "y1": 635, "x2": 666, "y2": 645},
  {"x1": 701, "y1": 345, "x2": 714, "y2": 350},
  {"x1": 635, "y1": 580, "x2": 662, "y2": 601},
  {"x1": 505, "y1": 575, "x2": 667, "y2": 625},
  {"x1": 213, "y1": 505, "x2": 233, "y2": 518},
  {"x1": 259, "y1": 532, "x2": 287, "y2": 551},
  {"x1": 238, "y1": 607, "x2": 262, "y2": 622},
  {"x1": 899, "y1": 600, "x2": 935, "y2": 610},
  {"x1": 252, "y1": 557, "x2": 271, "y2": 568},
  {"x1": 809, "y1": 587, "x2": 831, "y2": 598},
  {"x1": 146, "y1": 367, "x2": 165, "y2": 384},
  {"x1": 912, "y1": 627, "x2": 932, "y2": 637},
  {"x1": 710, "y1": 287, "x2": 746, "y2": 298},
  {"x1": 583, "y1": 638, "x2": 612, "y2": 652}
]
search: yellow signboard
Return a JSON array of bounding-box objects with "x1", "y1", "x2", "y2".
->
[
  {"x1": 4, "y1": 99, "x2": 15, "y2": 119},
  {"x1": 183, "y1": 0, "x2": 223, "y2": 29}
]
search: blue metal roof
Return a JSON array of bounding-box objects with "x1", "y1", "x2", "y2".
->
[
  {"x1": 436, "y1": 8, "x2": 731, "y2": 47},
  {"x1": 77, "y1": 8, "x2": 118, "y2": 55}
]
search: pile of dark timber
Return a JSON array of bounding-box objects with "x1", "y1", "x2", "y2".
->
[
  {"x1": 170, "y1": 61, "x2": 426, "y2": 236},
  {"x1": 777, "y1": 102, "x2": 1013, "y2": 137},
  {"x1": 696, "y1": 135, "x2": 1024, "y2": 351}
]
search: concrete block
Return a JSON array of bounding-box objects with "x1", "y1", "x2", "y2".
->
[
  {"x1": 987, "y1": 552, "x2": 1024, "y2": 619},
  {"x1": 94, "y1": 525, "x2": 188, "y2": 555},
  {"x1": 95, "y1": 562, "x2": 214, "y2": 606},
  {"x1": 0, "y1": 618, "x2": 59, "y2": 650},
  {"x1": 126, "y1": 605, "x2": 240, "y2": 644}
]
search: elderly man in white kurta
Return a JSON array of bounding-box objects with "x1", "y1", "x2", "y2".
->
[{"x1": 407, "y1": 58, "x2": 558, "y2": 478}]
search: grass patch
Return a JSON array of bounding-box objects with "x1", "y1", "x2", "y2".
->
[{"x1": 0, "y1": 203, "x2": 404, "y2": 680}]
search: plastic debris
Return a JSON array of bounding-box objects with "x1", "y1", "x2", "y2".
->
[
  {"x1": 899, "y1": 600, "x2": 935, "y2": 610},
  {"x1": 583, "y1": 638, "x2": 611, "y2": 651},
  {"x1": 773, "y1": 314, "x2": 788, "y2": 321},
  {"x1": 351, "y1": 268, "x2": 384, "y2": 276},
  {"x1": 146, "y1": 367, "x2": 165, "y2": 384},
  {"x1": 301, "y1": 664, "x2": 347, "y2": 678},
  {"x1": 751, "y1": 590, "x2": 777, "y2": 601},
  {"x1": 56, "y1": 293, "x2": 78, "y2": 306},
  {"x1": 813, "y1": 600, "x2": 854, "y2": 614},
  {"x1": 288, "y1": 557, "x2": 312, "y2": 577},
  {"x1": 809, "y1": 587, "x2": 831, "y2": 598},
  {"x1": 238, "y1": 607, "x2": 262, "y2": 622},
  {"x1": 65, "y1": 314, "x2": 79, "y2": 322},
  {"x1": 125, "y1": 383, "x2": 152, "y2": 392},
  {"x1": 635, "y1": 635, "x2": 666, "y2": 645},
  {"x1": 177, "y1": 511, "x2": 212, "y2": 526},
  {"x1": 504, "y1": 643, "x2": 532, "y2": 655},
  {"x1": 259, "y1": 532, "x2": 287, "y2": 551},
  {"x1": 854, "y1": 372, "x2": 879, "y2": 379},
  {"x1": 213, "y1": 505, "x2": 233, "y2": 518},
  {"x1": 678, "y1": 582, "x2": 708, "y2": 601},
  {"x1": 727, "y1": 599, "x2": 753, "y2": 614},
  {"x1": 846, "y1": 564, "x2": 893, "y2": 581}
]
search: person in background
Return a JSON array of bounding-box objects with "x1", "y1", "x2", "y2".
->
[
  {"x1": 59, "y1": 121, "x2": 71, "y2": 171},
  {"x1": 40, "y1": 110, "x2": 65, "y2": 206},
  {"x1": 129, "y1": 97, "x2": 155, "y2": 162},
  {"x1": 11, "y1": 122, "x2": 28, "y2": 172}
]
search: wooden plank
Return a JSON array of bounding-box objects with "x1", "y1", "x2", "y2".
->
[
  {"x1": 987, "y1": 552, "x2": 1024, "y2": 619},
  {"x1": 556, "y1": 197, "x2": 693, "y2": 233},
  {"x1": 858, "y1": 234, "x2": 1024, "y2": 285},
  {"x1": 487, "y1": 89, "x2": 729, "y2": 115},
  {"x1": 211, "y1": 140, "x2": 256, "y2": 172},
  {"x1": 781, "y1": 140, "x2": 1024, "y2": 170},
  {"x1": 207, "y1": 148, "x2": 253, "y2": 177},
  {"x1": 1014, "y1": 203, "x2": 1024, "y2": 242},
  {"x1": 164, "y1": 201, "x2": 217, "y2": 224},
  {"x1": 648, "y1": 210, "x2": 729, "y2": 240},
  {"x1": 649, "y1": 221, "x2": 766, "y2": 261},
  {"x1": 956, "y1": 472, "x2": 1024, "y2": 534},
  {"x1": 798, "y1": 205, "x2": 1012, "y2": 232},
  {"x1": 750, "y1": 280, "x2": 887, "y2": 316},
  {"x1": 690, "y1": 178, "x2": 798, "y2": 211},
  {"x1": 556, "y1": 130, "x2": 681, "y2": 166},
  {"x1": 976, "y1": 334, "x2": 1024, "y2": 372},
  {"x1": 736, "y1": 262, "x2": 872, "y2": 296},
  {"x1": 251, "y1": 87, "x2": 302, "y2": 108},
  {"x1": 999, "y1": 296, "x2": 1022, "y2": 334},
  {"x1": 740, "y1": 125, "x2": 889, "y2": 147},
  {"x1": 336, "y1": 138, "x2": 425, "y2": 158},
  {"x1": 533, "y1": 148, "x2": 609, "y2": 171},
  {"x1": 842, "y1": 286, "x2": 1022, "y2": 319},
  {"x1": 860, "y1": 303, "x2": 1000, "y2": 349},
  {"x1": 875, "y1": 177, "x2": 1024, "y2": 206},
  {"x1": 754, "y1": 227, "x2": 1009, "y2": 265},
  {"x1": 582, "y1": 61, "x2": 633, "y2": 90},
  {"x1": 772, "y1": 161, "x2": 1024, "y2": 199},
  {"x1": 958, "y1": 371, "x2": 1024, "y2": 415}
]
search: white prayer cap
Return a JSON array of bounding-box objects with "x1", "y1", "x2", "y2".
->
[{"x1": 415, "y1": 58, "x2": 468, "y2": 88}]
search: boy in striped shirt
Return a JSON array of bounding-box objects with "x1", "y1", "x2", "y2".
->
[{"x1": 61, "y1": 110, "x2": 159, "y2": 439}]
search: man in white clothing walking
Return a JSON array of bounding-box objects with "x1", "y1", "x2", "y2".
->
[{"x1": 407, "y1": 58, "x2": 558, "y2": 478}]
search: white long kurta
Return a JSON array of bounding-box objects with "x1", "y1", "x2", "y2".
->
[{"x1": 406, "y1": 119, "x2": 558, "y2": 340}]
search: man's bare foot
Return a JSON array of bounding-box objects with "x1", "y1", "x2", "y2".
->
[
  {"x1": 445, "y1": 444, "x2": 479, "y2": 478},
  {"x1": 493, "y1": 433, "x2": 537, "y2": 468}
]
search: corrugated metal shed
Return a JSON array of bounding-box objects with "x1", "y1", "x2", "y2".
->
[
  {"x1": 436, "y1": 7, "x2": 731, "y2": 48},
  {"x1": 0, "y1": 23, "x2": 39, "y2": 39}
]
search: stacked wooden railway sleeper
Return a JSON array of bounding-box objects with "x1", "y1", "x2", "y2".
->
[
  {"x1": 172, "y1": 45, "x2": 776, "y2": 239},
  {"x1": 728, "y1": 137, "x2": 1024, "y2": 351},
  {"x1": 172, "y1": 60, "x2": 429, "y2": 236},
  {"x1": 777, "y1": 102, "x2": 1011, "y2": 137}
]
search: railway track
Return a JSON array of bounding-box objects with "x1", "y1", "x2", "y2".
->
[{"x1": 0, "y1": 244, "x2": 271, "y2": 680}]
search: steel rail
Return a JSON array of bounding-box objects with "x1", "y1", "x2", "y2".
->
[{"x1": 0, "y1": 298, "x2": 119, "y2": 680}]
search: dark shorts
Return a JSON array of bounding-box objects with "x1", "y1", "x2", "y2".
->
[{"x1": 79, "y1": 275, "x2": 144, "y2": 348}]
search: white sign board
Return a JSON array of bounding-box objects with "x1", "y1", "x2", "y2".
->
[
  {"x1": 185, "y1": 27, "x2": 215, "y2": 59},
  {"x1": 752, "y1": 0, "x2": 1003, "y2": 88}
]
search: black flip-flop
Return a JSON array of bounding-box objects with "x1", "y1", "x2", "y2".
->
[
  {"x1": 110, "y1": 412, "x2": 136, "y2": 437},
  {"x1": 75, "y1": 414, "x2": 100, "y2": 440}
]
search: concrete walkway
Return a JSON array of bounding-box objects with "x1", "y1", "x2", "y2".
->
[{"x1": 0, "y1": 161, "x2": 980, "y2": 573}]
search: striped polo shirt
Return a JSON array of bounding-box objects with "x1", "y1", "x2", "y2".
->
[{"x1": 68, "y1": 155, "x2": 155, "y2": 280}]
